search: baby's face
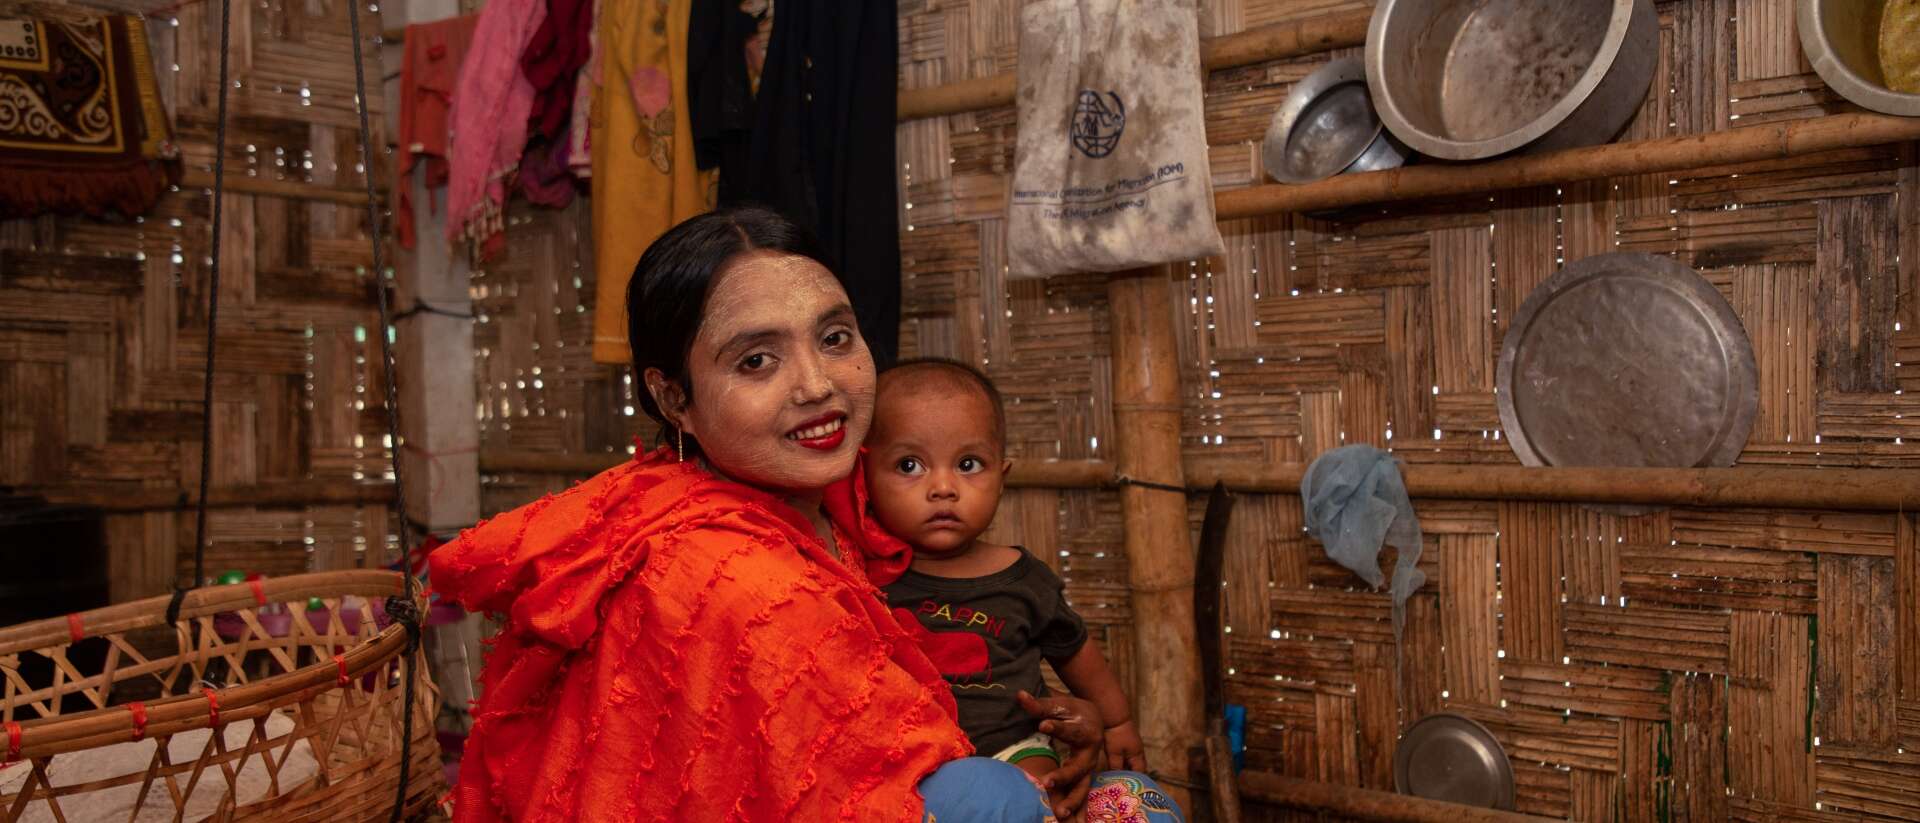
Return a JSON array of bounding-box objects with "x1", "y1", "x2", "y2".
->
[{"x1": 863, "y1": 388, "x2": 1007, "y2": 557}]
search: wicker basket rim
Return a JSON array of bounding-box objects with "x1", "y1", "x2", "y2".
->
[
  {"x1": 2, "y1": 570, "x2": 417, "y2": 759},
  {"x1": 0, "y1": 570, "x2": 403, "y2": 656}
]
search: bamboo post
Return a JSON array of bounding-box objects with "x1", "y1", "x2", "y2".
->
[
  {"x1": 1106, "y1": 267, "x2": 1204, "y2": 801},
  {"x1": 1237, "y1": 772, "x2": 1556, "y2": 823}
]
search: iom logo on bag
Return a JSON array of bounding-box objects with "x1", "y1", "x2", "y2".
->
[{"x1": 1070, "y1": 90, "x2": 1125, "y2": 158}]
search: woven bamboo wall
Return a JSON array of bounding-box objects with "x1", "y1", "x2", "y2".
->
[
  {"x1": 897, "y1": 0, "x2": 1920, "y2": 820},
  {"x1": 0, "y1": 0, "x2": 398, "y2": 602},
  {"x1": 471, "y1": 197, "x2": 650, "y2": 515}
]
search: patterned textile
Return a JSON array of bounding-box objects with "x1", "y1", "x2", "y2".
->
[
  {"x1": 0, "y1": 13, "x2": 178, "y2": 219},
  {"x1": 917, "y1": 764, "x2": 1185, "y2": 823},
  {"x1": 429, "y1": 447, "x2": 970, "y2": 821},
  {"x1": 1081, "y1": 772, "x2": 1185, "y2": 823}
]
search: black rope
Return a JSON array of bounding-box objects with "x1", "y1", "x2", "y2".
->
[
  {"x1": 343, "y1": 3, "x2": 423, "y2": 819},
  {"x1": 186, "y1": 0, "x2": 232, "y2": 604},
  {"x1": 1113, "y1": 475, "x2": 1193, "y2": 495},
  {"x1": 392, "y1": 301, "x2": 477, "y2": 322}
]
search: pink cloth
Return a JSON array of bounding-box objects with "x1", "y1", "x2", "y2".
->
[
  {"x1": 445, "y1": 0, "x2": 545, "y2": 261},
  {"x1": 565, "y1": 0, "x2": 601, "y2": 178}
]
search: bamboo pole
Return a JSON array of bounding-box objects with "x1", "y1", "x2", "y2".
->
[
  {"x1": 478, "y1": 449, "x2": 1121, "y2": 488},
  {"x1": 1106, "y1": 267, "x2": 1204, "y2": 804},
  {"x1": 1214, "y1": 112, "x2": 1920, "y2": 219},
  {"x1": 1237, "y1": 772, "x2": 1556, "y2": 823},
  {"x1": 1184, "y1": 459, "x2": 1920, "y2": 512},
  {"x1": 179, "y1": 171, "x2": 376, "y2": 206},
  {"x1": 29, "y1": 481, "x2": 397, "y2": 513},
  {"x1": 895, "y1": 10, "x2": 1371, "y2": 121},
  {"x1": 479, "y1": 449, "x2": 627, "y2": 474},
  {"x1": 479, "y1": 450, "x2": 1920, "y2": 510}
]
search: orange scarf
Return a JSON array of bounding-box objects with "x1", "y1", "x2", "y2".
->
[{"x1": 431, "y1": 448, "x2": 968, "y2": 821}]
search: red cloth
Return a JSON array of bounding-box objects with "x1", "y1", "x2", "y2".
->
[
  {"x1": 396, "y1": 14, "x2": 479, "y2": 249},
  {"x1": 522, "y1": 0, "x2": 595, "y2": 140},
  {"x1": 431, "y1": 448, "x2": 969, "y2": 822},
  {"x1": 822, "y1": 447, "x2": 913, "y2": 587}
]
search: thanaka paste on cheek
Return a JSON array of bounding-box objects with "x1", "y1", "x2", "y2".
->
[{"x1": 679, "y1": 252, "x2": 876, "y2": 495}]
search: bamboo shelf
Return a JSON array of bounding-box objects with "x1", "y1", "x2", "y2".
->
[
  {"x1": 1237, "y1": 772, "x2": 1556, "y2": 823},
  {"x1": 895, "y1": 10, "x2": 1370, "y2": 121},
  {"x1": 477, "y1": 451, "x2": 1920, "y2": 511},
  {"x1": 1215, "y1": 112, "x2": 1920, "y2": 219},
  {"x1": 31, "y1": 481, "x2": 397, "y2": 513}
]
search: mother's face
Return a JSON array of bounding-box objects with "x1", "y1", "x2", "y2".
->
[{"x1": 651, "y1": 251, "x2": 875, "y2": 495}]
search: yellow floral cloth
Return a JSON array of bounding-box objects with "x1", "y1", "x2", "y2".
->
[{"x1": 590, "y1": 0, "x2": 714, "y2": 365}]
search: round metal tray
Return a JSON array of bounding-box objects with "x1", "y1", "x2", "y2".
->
[
  {"x1": 1394, "y1": 713, "x2": 1516, "y2": 810},
  {"x1": 1496, "y1": 252, "x2": 1758, "y2": 477}
]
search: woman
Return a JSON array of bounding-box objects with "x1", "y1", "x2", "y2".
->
[{"x1": 432, "y1": 207, "x2": 1182, "y2": 822}]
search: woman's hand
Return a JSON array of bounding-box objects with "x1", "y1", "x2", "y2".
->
[
  {"x1": 1103, "y1": 720, "x2": 1148, "y2": 772},
  {"x1": 1016, "y1": 691, "x2": 1106, "y2": 820}
]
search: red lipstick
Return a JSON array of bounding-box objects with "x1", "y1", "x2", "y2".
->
[{"x1": 787, "y1": 413, "x2": 848, "y2": 451}]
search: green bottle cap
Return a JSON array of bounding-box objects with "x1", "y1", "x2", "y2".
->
[
  {"x1": 217, "y1": 570, "x2": 245, "y2": 586},
  {"x1": 307, "y1": 597, "x2": 327, "y2": 611}
]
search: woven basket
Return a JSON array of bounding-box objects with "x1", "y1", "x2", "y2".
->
[{"x1": 0, "y1": 571, "x2": 442, "y2": 822}]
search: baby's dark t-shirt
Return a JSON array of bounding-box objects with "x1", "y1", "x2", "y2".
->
[{"x1": 881, "y1": 548, "x2": 1089, "y2": 757}]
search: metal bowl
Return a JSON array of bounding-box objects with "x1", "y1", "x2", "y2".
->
[
  {"x1": 1262, "y1": 57, "x2": 1410, "y2": 184},
  {"x1": 1798, "y1": 0, "x2": 1920, "y2": 116},
  {"x1": 1365, "y1": 0, "x2": 1659, "y2": 161},
  {"x1": 1395, "y1": 713, "x2": 1515, "y2": 811}
]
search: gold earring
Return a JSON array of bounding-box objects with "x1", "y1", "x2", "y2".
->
[{"x1": 676, "y1": 427, "x2": 685, "y2": 463}]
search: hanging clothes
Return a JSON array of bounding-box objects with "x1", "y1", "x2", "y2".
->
[
  {"x1": 564, "y1": 0, "x2": 603, "y2": 178},
  {"x1": 589, "y1": 0, "x2": 715, "y2": 365},
  {"x1": 687, "y1": 0, "x2": 771, "y2": 206},
  {"x1": 521, "y1": 0, "x2": 595, "y2": 142},
  {"x1": 395, "y1": 14, "x2": 478, "y2": 250},
  {"x1": 731, "y1": 0, "x2": 904, "y2": 369},
  {"x1": 446, "y1": 0, "x2": 545, "y2": 262},
  {"x1": 517, "y1": 129, "x2": 578, "y2": 209}
]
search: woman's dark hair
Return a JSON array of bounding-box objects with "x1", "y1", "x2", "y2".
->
[{"x1": 626, "y1": 206, "x2": 833, "y2": 456}]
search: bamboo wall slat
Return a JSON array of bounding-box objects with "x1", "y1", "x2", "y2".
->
[
  {"x1": 890, "y1": 0, "x2": 1920, "y2": 818},
  {"x1": 0, "y1": 0, "x2": 398, "y2": 602}
]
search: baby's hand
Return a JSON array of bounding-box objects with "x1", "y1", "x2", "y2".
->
[{"x1": 1104, "y1": 720, "x2": 1148, "y2": 772}]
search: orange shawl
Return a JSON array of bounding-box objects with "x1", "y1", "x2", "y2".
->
[{"x1": 431, "y1": 449, "x2": 970, "y2": 822}]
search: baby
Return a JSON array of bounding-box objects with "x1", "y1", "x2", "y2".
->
[{"x1": 864, "y1": 358, "x2": 1146, "y2": 789}]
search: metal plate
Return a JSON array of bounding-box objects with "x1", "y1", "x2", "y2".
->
[
  {"x1": 1394, "y1": 713, "x2": 1516, "y2": 810},
  {"x1": 1496, "y1": 252, "x2": 1758, "y2": 478},
  {"x1": 1262, "y1": 57, "x2": 1400, "y2": 184}
]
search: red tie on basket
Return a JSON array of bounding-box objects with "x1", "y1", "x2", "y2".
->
[{"x1": 128, "y1": 702, "x2": 148, "y2": 741}]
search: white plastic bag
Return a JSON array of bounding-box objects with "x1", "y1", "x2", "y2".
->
[{"x1": 1007, "y1": 0, "x2": 1225, "y2": 278}]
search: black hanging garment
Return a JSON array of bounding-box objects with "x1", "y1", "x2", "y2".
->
[
  {"x1": 690, "y1": 0, "x2": 903, "y2": 369},
  {"x1": 687, "y1": 0, "x2": 759, "y2": 206}
]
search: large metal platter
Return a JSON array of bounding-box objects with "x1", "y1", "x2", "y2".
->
[
  {"x1": 1394, "y1": 713, "x2": 1516, "y2": 810},
  {"x1": 1496, "y1": 252, "x2": 1757, "y2": 475}
]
